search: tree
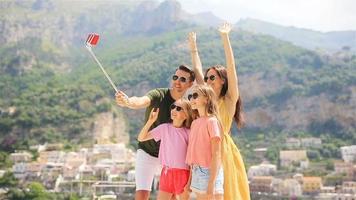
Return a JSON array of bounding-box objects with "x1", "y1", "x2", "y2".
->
[
  {"x1": 0, "y1": 172, "x2": 18, "y2": 187},
  {"x1": 25, "y1": 182, "x2": 52, "y2": 199},
  {"x1": 307, "y1": 150, "x2": 321, "y2": 161},
  {"x1": 6, "y1": 188, "x2": 25, "y2": 200}
]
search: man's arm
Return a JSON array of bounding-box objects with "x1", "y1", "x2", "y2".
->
[{"x1": 115, "y1": 91, "x2": 151, "y2": 110}]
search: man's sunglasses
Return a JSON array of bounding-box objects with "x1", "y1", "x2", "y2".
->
[
  {"x1": 172, "y1": 75, "x2": 187, "y2": 83},
  {"x1": 204, "y1": 75, "x2": 216, "y2": 82},
  {"x1": 187, "y1": 92, "x2": 199, "y2": 101},
  {"x1": 170, "y1": 104, "x2": 183, "y2": 111}
]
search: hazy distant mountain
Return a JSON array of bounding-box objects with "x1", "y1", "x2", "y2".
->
[
  {"x1": 188, "y1": 11, "x2": 223, "y2": 27},
  {"x1": 0, "y1": 0, "x2": 355, "y2": 149},
  {"x1": 236, "y1": 18, "x2": 356, "y2": 52}
]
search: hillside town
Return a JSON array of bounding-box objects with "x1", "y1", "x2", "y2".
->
[{"x1": 0, "y1": 135, "x2": 355, "y2": 199}]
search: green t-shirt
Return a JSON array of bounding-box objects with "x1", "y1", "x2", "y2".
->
[{"x1": 138, "y1": 88, "x2": 175, "y2": 157}]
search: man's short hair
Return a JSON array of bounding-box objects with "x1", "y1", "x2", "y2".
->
[{"x1": 176, "y1": 65, "x2": 195, "y2": 82}]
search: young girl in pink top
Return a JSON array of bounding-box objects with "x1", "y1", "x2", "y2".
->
[
  {"x1": 186, "y1": 84, "x2": 224, "y2": 200},
  {"x1": 138, "y1": 99, "x2": 193, "y2": 200}
]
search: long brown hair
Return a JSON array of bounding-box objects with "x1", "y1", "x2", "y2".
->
[{"x1": 205, "y1": 65, "x2": 245, "y2": 129}]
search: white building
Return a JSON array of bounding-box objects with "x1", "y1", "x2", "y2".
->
[
  {"x1": 342, "y1": 181, "x2": 356, "y2": 194},
  {"x1": 93, "y1": 143, "x2": 135, "y2": 168},
  {"x1": 341, "y1": 145, "x2": 356, "y2": 163},
  {"x1": 300, "y1": 160, "x2": 310, "y2": 170},
  {"x1": 272, "y1": 178, "x2": 302, "y2": 196},
  {"x1": 334, "y1": 193, "x2": 356, "y2": 200},
  {"x1": 248, "y1": 163, "x2": 277, "y2": 178},
  {"x1": 301, "y1": 138, "x2": 322, "y2": 148},
  {"x1": 12, "y1": 163, "x2": 26, "y2": 179},
  {"x1": 280, "y1": 179, "x2": 302, "y2": 197},
  {"x1": 285, "y1": 138, "x2": 301, "y2": 149}
]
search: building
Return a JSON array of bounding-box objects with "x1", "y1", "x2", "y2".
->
[
  {"x1": 10, "y1": 152, "x2": 32, "y2": 163},
  {"x1": 78, "y1": 164, "x2": 95, "y2": 179},
  {"x1": 341, "y1": 146, "x2": 356, "y2": 163},
  {"x1": 25, "y1": 162, "x2": 42, "y2": 181},
  {"x1": 282, "y1": 179, "x2": 302, "y2": 197},
  {"x1": 301, "y1": 138, "x2": 322, "y2": 148},
  {"x1": 253, "y1": 148, "x2": 268, "y2": 160},
  {"x1": 12, "y1": 163, "x2": 26, "y2": 179},
  {"x1": 342, "y1": 182, "x2": 356, "y2": 194},
  {"x1": 285, "y1": 138, "x2": 301, "y2": 149},
  {"x1": 334, "y1": 161, "x2": 354, "y2": 180},
  {"x1": 320, "y1": 186, "x2": 335, "y2": 193},
  {"x1": 65, "y1": 152, "x2": 86, "y2": 168},
  {"x1": 248, "y1": 163, "x2": 277, "y2": 178},
  {"x1": 45, "y1": 143, "x2": 64, "y2": 151},
  {"x1": 250, "y1": 176, "x2": 273, "y2": 193},
  {"x1": 280, "y1": 150, "x2": 308, "y2": 168},
  {"x1": 91, "y1": 143, "x2": 135, "y2": 170},
  {"x1": 302, "y1": 177, "x2": 322, "y2": 194},
  {"x1": 38, "y1": 151, "x2": 65, "y2": 163},
  {"x1": 334, "y1": 193, "x2": 356, "y2": 200},
  {"x1": 272, "y1": 178, "x2": 302, "y2": 197}
]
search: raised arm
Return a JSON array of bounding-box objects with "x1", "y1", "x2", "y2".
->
[
  {"x1": 219, "y1": 23, "x2": 239, "y2": 103},
  {"x1": 137, "y1": 108, "x2": 159, "y2": 142},
  {"x1": 188, "y1": 32, "x2": 204, "y2": 84},
  {"x1": 115, "y1": 91, "x2": 151, "y2": 109}
]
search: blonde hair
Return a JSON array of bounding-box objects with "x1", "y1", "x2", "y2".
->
[
  {"x1": 176, "y1": 99, "x2": 194, "y2": 128},
  {"x1": 190, "y1": 84, "x2": 225, "y2": 136},
  {"x1": 190, "y1": 85, "x2": 219, "y2": 119}
]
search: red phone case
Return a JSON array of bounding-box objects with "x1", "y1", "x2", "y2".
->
[{"x1": 86, "y1": 33, "x2": 100, "y2": 46}]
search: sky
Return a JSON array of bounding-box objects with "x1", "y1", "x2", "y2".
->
[{"x1": 176, "y1": 0, "x2": 356, "y2": 32}]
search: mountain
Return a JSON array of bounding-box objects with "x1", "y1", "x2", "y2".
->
[
  {"x1": 0, "y1": 0, "x2": 355, "y2": 152},
  {"x1": 236, "y1": 18, "x2": 356, "y2": 52},
  {"x1": 188, "y1": 11, "x2": 223, "y2": 27}
]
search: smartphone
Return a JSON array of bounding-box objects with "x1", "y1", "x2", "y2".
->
[{"x1": 86, "y1": 33, "x2": 100, "y2": 46}]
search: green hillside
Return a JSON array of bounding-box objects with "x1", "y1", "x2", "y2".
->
[{"x1": 0, "y1": 0, "x2": 355, "y2": 154}]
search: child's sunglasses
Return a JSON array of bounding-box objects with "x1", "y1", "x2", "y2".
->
[
  {"x1": 187, "y1": 92, "x2": 199, "y2": 101},
  {"x1": 170, "y1": 104, "x2": 183, "y2": 111}
]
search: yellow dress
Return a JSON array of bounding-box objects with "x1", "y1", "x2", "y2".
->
[{"x1": 219, "y1": 99, "x2": 250, "y2": 200}]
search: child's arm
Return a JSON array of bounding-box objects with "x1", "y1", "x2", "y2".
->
[
  {"x1": 184, "y1": 166, "x2": 192, "y2": 192},
  {"x1": 137, "y1": 108, "x2": 159, "y2": 142},
  {"x1": 207, "y1": 137, "x2": 222, "y2": 196}
]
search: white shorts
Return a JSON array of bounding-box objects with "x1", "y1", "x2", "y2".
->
[{"x1": 135, "y1": 149, "x2": 161, "y2": 191}]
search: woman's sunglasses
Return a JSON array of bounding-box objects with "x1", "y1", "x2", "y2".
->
[
  {"x1": 204, "y1": 75, "x2": 216, "y2": 82},
  {"x1": 172, "y1": 75, "x2": 187, "y2": 83},
  {"x1": 187, "y1": 92, "x2": 199, "y2": 101},
  {"x1": 170, "y1": 104, "x2": 183, "y2": 111}
]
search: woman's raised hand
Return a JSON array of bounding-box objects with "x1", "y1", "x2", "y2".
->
[
  {"x1": 218, "y1": 22, "x2": 232, "y2": 35},
  {"x1": 188, "y1": 32, "x2": 198, "y2": 52}
]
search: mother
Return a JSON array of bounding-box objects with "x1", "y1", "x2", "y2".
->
[{"x1": 188, "y1": 23, "x2": 250, "y2": 200}]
